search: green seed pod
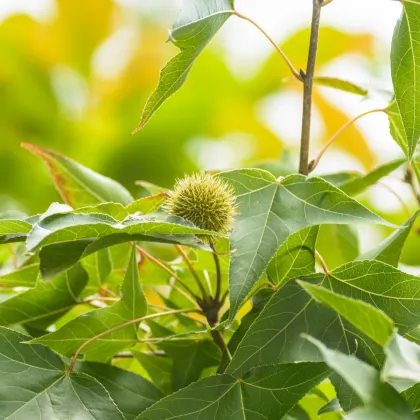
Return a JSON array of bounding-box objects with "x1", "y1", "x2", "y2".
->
[{"x1": 165, "y1": 172, "x2": 236, "y2": 237}]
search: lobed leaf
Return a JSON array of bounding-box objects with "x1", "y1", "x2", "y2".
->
[
  {"x1": 221, "y1": 169, "x2": 391, "y2": 322},
  {"x1": 0, "y1": 327, "x2": 124, "y2": 420},
  {"x1": 136, "y1": 362, "x2": 329, "y2": 420}
]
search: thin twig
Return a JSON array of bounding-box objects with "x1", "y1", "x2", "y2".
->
[
  {"x1": 321, "y1": 0, "x2": 334, "y2": 6},
  {"x1": 149, "y1": 304, "x2": 207, "y2": 326},
  {"x1": 315, "y1": 251, "x2": 330, "y2": 275},
  {"x1": 309, "y1": 108, "x2": 385, "y2": 172},
  {"x1": 210, "y1": 241, "x2": 222, "y2": 302},
  {"x1": 67, "y1": 308, "x2": 198, "y2": 373},
  {"x1": 136, "y1": 245, "x2": 199, "y2": 299},
  {"x1": 299, "y1": 0, "x2": 322, "y2": 175},
  {"x1": 406, "y1": 167, "x2": 420, "y2": 206},
  {"x1": 234, "y1": 11, "x2": 302, "y2": 82},
  {"x1": 175, "y1": 245, "x2": 208, "y2": 301}
]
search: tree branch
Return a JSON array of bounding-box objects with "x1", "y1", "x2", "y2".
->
[{"x1": 299, "y1": 0, "x2": 322, "y2": 175}]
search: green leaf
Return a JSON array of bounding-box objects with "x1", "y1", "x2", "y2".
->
[
  {"x1": 221, "y1": 169, "x2": 390, "y2": 322},
  {"x1": 387, "y1": 99, "x2": 410, "y2": 155},
  {"x1": 266, "y1": 226, "x2": 319, "y2": 288},
  {"x1": 318, "y1": 398, "x2": 342, "y2": 415},
  {"x1": 132, "y1": 349, "x2": 173, "y2": 395},
  {"x1": 391, "y1": 1, "x2": 420, "y2": 160},
  {"x1": 226, "y1": 260, "x2": 420, "y2": 377},
  {"x1": 22, "y1": 143, "x2": 134, "y2": 207},
  {"x1": 27, "y1": 212, "x2": 219, "y2": 252},
  {"x1": 403, "y1": 383, "x2": 420, "y2": 417},
  {"x1": 136, "y1": 362, "x2": 329, "y2": 420},
  {"x1": 76, "y1": 362, "x2": 163, "y2": 420},
  {"x1": 339, "y1": 158, "x2": 406, "y2": 196},
  {"x1": 306, "y1": 336, "x2": 415, "y2": 419},
  {"x1": 0, "y1": 327, "x2": 124, "y2": 420},
  {"x1": 30, "y1": 245, "x2": 147, "y2": 360},
  {"x1": 81, "y1": 248, "x2": 112, "y2": 295},
  {"x1": 357, "y1": 211, "x2": 419, "y2": 267},
  {"x1": 0, "y1": 263, "x2": 40, "y2": 287},
  {"x1": 0, "y1": 264, "x2": 88, "y2": 328},
  {"x1": 136, "y1": 0, "x2": 235, "y2": 130},
  {"x1": 218, "y1": 288, "x2": 275, "y2": 373},
  {"x1": 314, "y1": 76, "x2": 368, "y2": 96},
  {"x1": 317, "y1": 224, "x2": 359, "y2": 269},
  {"x1": 382, "y1": 332, "x2": 420, "y2": 386},
  {"x1": 298, "y1": 281, "x2": 394, "y2": 346},
  {"x1": 73, "y1": 193, "x2": 168, "y2": 220},
  {"x1": 0, "y1": 218, "x2": 32, "y2": 244},
  {"x1": 38, "y1": 228, "x2": 209, "y2": 280},
  {"x1": 159, "y1": 338, "x2": 221, "y2": 391}
]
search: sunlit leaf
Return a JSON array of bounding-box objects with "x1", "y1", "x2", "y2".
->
[
  {"x1": 221, "y1": 169, "x2": 390, "y2": 322},
  {"x1": 0, "y1": 263, "x2": 39, "y2": 287},
  {"x1": 136, "y1": 0, "x2": 235, "y2": 130},
  {"x1": 391, "y1": 0, "x2": 420, "y2": 159},
  {"x1": 314, "y1": 76, "x2": 368, "y2": 96},
  {"x1": 357, "y1": 211, "x2": 419, "y2": 267}
]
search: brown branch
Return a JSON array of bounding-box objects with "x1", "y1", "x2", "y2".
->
[
  {"x1": 175, "y1": 245, "x2": 209, "y2": 301},
  {"x1": 299, "y1": 0, "x2": 322, "y2": 175}
]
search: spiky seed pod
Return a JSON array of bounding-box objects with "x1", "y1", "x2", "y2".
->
[{"x1": 165, "y1": 172, "x2": 236, "y2": 237}]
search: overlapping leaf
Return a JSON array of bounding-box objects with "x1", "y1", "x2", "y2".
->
[
  {"x1": 0, "y1": 263, "x2": 39, "y2": 287},
  {"x1": 307, "y1": 336, "x2": 415, "y2": 419},
  {"x1": 226, "y1": 260, "x2": 420, "y2": 377},
  {"x1": 266, "y1": 226, "x2": 319, "y2": 287},
  {"x1": 76, "y1": 362, "x2": 163, "y2": 420},
  {"x1": 391, "y1": 0, "x2": 420, "y2": 159},
  {"x1": 358, "y1": 211, "x2": 419, "y2": 266},
  {"x1": 136, "y1": 0, "x2": 235, "y2": 130},
  {"x1": 0, "y1": 264, "x2": 87, "y2": 328},
  {"x1": 30, "y1": 246, "x2": 147, "y2": 360},
  {"x1": 27, "y1": 212, "x2": 215, "y2": 279},
  {"x1": 221, "y1": 169, "x2": 389, "y2": 321},
  {"x1": 0, "y1": 218, "x2": 33, "y2": 243},
  {"x1": 136, "y1": 362, "x2": 329, "y2": 420},
  {"x1": 0, "y1": 327, "x2": 124, "y2": 420}
]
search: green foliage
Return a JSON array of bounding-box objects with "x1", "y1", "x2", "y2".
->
[{"x1": 2, "y1": 0, "x2": 420, "y2": 418}]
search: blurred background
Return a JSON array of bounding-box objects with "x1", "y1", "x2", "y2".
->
[{"x1": 1, "y1": 0, "x2": 419, "y2": 265}]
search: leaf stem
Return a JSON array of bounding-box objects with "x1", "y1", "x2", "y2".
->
[
  {"x1": 234, "y1": 11, "x2": 302, "y2": 82},
  {"x1": 309, "y1": 108, "x2": 386, "y2": 172},
  {"x1": 210, "y1": 241, "x2": 222, "y2": 302},
  {"x1": 299, "y1": 0, "x2": 322, "y2": 175},
  {"x1": 321, "y1": 0, "x2": 334, "y2": 6},
  {"x1": 175, "y1": 245, "x2": 209, "y2": 301},
  {"x1": 136, "y1": 245, "x2": 199, "y2": 300},
  {"x1": 315, "y1": 251, "x2": 330, "y2": 275},
  {"x1": 66, "y1": 308, "x2": 198, "y2": 374}
]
